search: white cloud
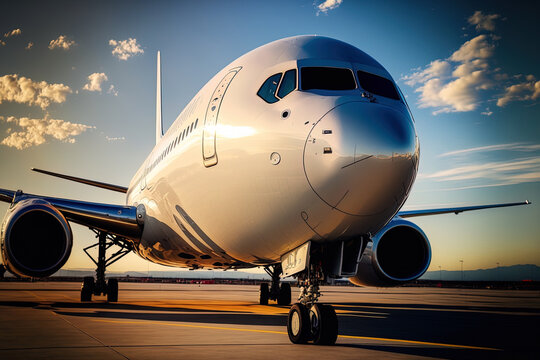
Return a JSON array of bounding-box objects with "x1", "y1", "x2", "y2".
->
[
  {"x1": 421, "y1": 143, "x2": 540, "y2": 189},
  {"x1": 402, "y1": 12, "x2": 540, "y2": 114},
  {"x1": 0, "y1": 74, "x2": 72, "y2": 109},
  {"x1": 403, "y1": 35, "x2": 495, "y2": 114},
  {"x1": 449, "y1": 35, "x2": 494, "y2": 62},
  {"x1": 25, "y1": 42, "x2": 33, "y2": 50},
  {"x1": 440, "y1": 143, "x2": 540, "y2": 157},
  {"x1": 468, "y1": 11, "x2": 500, "y2": 32},
  {"x1": 0, "y1": 115, "x2": 93, "y2": 150},
  {"x1": 109, "y1": 38, "x2": 143, "y2": 60},
  {"x1": 481, "y1": 108, "x2": 493, "y2": 116},
  {"x1": 107, "y1": 84, "x2": 118, "y2": 96},
  {"x1": 402, "y1": 60, "x2": 452, "y2": 86},
  {"x1": 83, "y1": 72, "x2": 108, "y2": 92},
  {"x1": 497, "y1": 77, "x2": 540, "y2": 107},
  {"x1": 4, "y1": 29, "x2": 21, "y2": 38},
  {"x1": 48, "y1": 35, "x2": 75, "y2": 50},
  {"x1": 422, "y1": 157, "x2": 540, "y2": 187},
  {"x1": 105, "y1": 135, "x2": 125, "y2": 142},
  {"x1": 316, "y1": 0, "x2": 343, "y2": 15}
]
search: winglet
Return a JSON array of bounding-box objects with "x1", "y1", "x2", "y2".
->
[{"x1": 156, "y1": 51, "x2": 163, "y2": 144}]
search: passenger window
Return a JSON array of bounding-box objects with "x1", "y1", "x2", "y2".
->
[
  {"x1": 257, "y1": 73, "x2": 282, "y2": 103},
  {"x1": 277, "y1": 69, "x2": 296, "y2": 99},
  {"x1": 301, "y1": 67, "x2": 356, "y2": 90},
  {"x1": 357, "y1": 70, "x2": 400, "y2": 100},
  {"x1": 194, "y1": 119, "x2": 198, "y2": 128}
]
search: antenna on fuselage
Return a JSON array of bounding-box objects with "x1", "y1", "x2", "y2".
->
[{"x1": 156, "y1": 51, "x2": 163, "y2": 144}]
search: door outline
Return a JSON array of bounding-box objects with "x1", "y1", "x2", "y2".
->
[{"x1": 202, "y1": 66, "x2": 242, "y2": 167}]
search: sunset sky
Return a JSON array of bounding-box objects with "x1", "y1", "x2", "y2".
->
[{"x1": 0, "y1": 0, "x2": 538, "y2": 274}]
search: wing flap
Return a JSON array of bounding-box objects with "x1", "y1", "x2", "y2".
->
[{"x1": 398, "y1": 201, "x2": 531, "y2": 218}]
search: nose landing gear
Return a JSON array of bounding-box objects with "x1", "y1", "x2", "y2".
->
[{"x1": 287, "y1": 263, "x2": 338, "y2": 345}]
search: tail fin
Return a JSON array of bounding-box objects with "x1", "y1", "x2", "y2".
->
[{"x1": 156, "y1": 51, "x2": 163, "y2": 144}]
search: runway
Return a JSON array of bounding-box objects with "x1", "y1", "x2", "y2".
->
[{"x1": 0, "y1": 282, "x2": 538, "y2": 359}]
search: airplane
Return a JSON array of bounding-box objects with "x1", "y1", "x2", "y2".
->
[{"x1": 0, "y1": 35, "x2": 531, "y2": 345}]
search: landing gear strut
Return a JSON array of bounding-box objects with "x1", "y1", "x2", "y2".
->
[
  {"x1": 259, "y1": 264, "x2": 291, "y2": 305},
  {"x1": 287, "y1": 260, "x2": 338, "y2": 345},
  {"x1": 80, "y1": 230, "x2": 131, "y2": 302}
]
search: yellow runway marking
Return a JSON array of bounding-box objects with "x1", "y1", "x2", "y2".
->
[
  {"x1": 95, "y1": 319, "x2": 286, "y2": 335},
  {"x1": 126, "y1": 301, "x2": 388, "y2": 317},
  {"x1": 338, "y1": 334, "x2": 499, "y2": 351},
  {"x1": 128, "y1": 301, "x2": 291, "y2": 315},
  {"x1": 24, "y1": 290, "x2": 45, "y2": 302},
  {"x1": 335, "y1": 304, "x2": 538, "y2": 317},
  {"x1": 94, "y1": 319, "x2": 499, "y2": 351}
]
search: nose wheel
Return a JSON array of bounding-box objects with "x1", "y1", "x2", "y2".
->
[
  {"x1": 309, "y1": 303, "x2": 338, "y2": 345},
  {"x1": 287, "y1": 256, "x2": 338, "y2": 345},
  {"x1": 287, "y1": 303, "x2": 338, "y2": 345}
]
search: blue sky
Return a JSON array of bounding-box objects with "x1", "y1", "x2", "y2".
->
[{"x1": 0, "y1": 0, "x2": 538, "y2": 273}]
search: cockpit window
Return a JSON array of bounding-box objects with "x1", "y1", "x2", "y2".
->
[
  {"x1": 301, "y1": 67, "x2": 356, "y2": 91},
  {"x1": 257, "y1": 73, "x2": 282, "y2": 103},
  {"x1": 357, "y1": 70, "x2": 400, "y2": 100},
  {"x1": 277, "y1": 69, "x2": 296, "y2": 99}
]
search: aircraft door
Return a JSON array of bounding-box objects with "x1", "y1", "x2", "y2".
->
[{"x1": 202, "y1": 67, "x2": 241, "y2": 167}]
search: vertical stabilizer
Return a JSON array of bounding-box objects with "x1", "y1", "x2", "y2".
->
[{"x1": 156, "y1": 51, "x2": 163, "y2": 144}]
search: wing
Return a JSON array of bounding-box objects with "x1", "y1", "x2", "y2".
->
[
  {"x1": 0, "y1": 188, "x2": 142, "y2": 239},
  {"x1": 398, "y1": 200, "x2": 531, "y2": 218},
  {"x1": 31, "y1": 168, "x2": 128, "y2": 193}
]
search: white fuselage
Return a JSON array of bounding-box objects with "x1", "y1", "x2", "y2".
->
[{"x1": 125, "y1": 36, "x2": 418, "y2": 270}]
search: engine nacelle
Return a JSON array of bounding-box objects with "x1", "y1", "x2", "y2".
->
[
  {"x1": 349, "y1": 218, "x2": 431, "y2": 286},
  {"x1": 1, "y1": 199, "x2": 73, "y2": 277}
]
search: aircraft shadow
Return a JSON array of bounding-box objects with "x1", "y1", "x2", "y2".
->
[{"x1": 1, "y1": 298, "x2": 538, "y2": 359}]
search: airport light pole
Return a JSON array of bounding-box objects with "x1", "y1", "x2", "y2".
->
[{"x1": 460, "y1": 260, "x2": 464, "y2": 281}]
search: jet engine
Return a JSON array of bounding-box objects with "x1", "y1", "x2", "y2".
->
[
  {"x1": 1, "y1": 199, "x2": 72, "y2": 277},
  {"x1": 349, "y1": 218, "x2": 431, "y2": 286}
]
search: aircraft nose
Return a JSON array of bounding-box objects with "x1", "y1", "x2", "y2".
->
[{"x1": 303, "y1": 101, "x2": 418, "y2": 217}]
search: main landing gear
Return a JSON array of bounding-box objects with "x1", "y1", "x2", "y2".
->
[
  {"x1": 287, "y1": 263, "x2": 338, "y2": 345},
  {"x1": 259, "y1": 264, "x2": 291, "y2": 305},
  {"x1": 80, "y1": 230, "x2": 131, "y2": 302}
]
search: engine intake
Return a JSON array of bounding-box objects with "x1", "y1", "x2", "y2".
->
[
  {"x1": 349, "y1": 218, "x2": 431, "y2": 286},
  {"x1": 1, "y1": 199, "x2": 72, "y2": 277}
]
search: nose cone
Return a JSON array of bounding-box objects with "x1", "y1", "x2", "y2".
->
[{"x1": 303, "y1": 101, "x2": 418, "y2": 217}]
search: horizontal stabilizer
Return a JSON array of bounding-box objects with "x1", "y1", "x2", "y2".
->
[
  {"x1": 398, "y1": 201, "x2": 531, "y2": 218},
  {"x1": 32, "y1": 168, "x2": 128, "y2": 193}
]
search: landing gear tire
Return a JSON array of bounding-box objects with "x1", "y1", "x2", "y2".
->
[
  {"x1": 259, "y1": 283, "x2": 269, "y2": 305},
  {"x1": 287, "y1": 303, "x2": 311, "y2": 344},
  {"x1": 309, "y1": 304, "x2": 338, "y2": 345},
  {"x1": 107, "y1": 278, "x2": 118, "y2": 302},
  {"x1": 278, "y1": 282, "x2": 291, "y2": 305},
  {"x1": 81, "y1": 276, "x2": 94, "y2": 302}
]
